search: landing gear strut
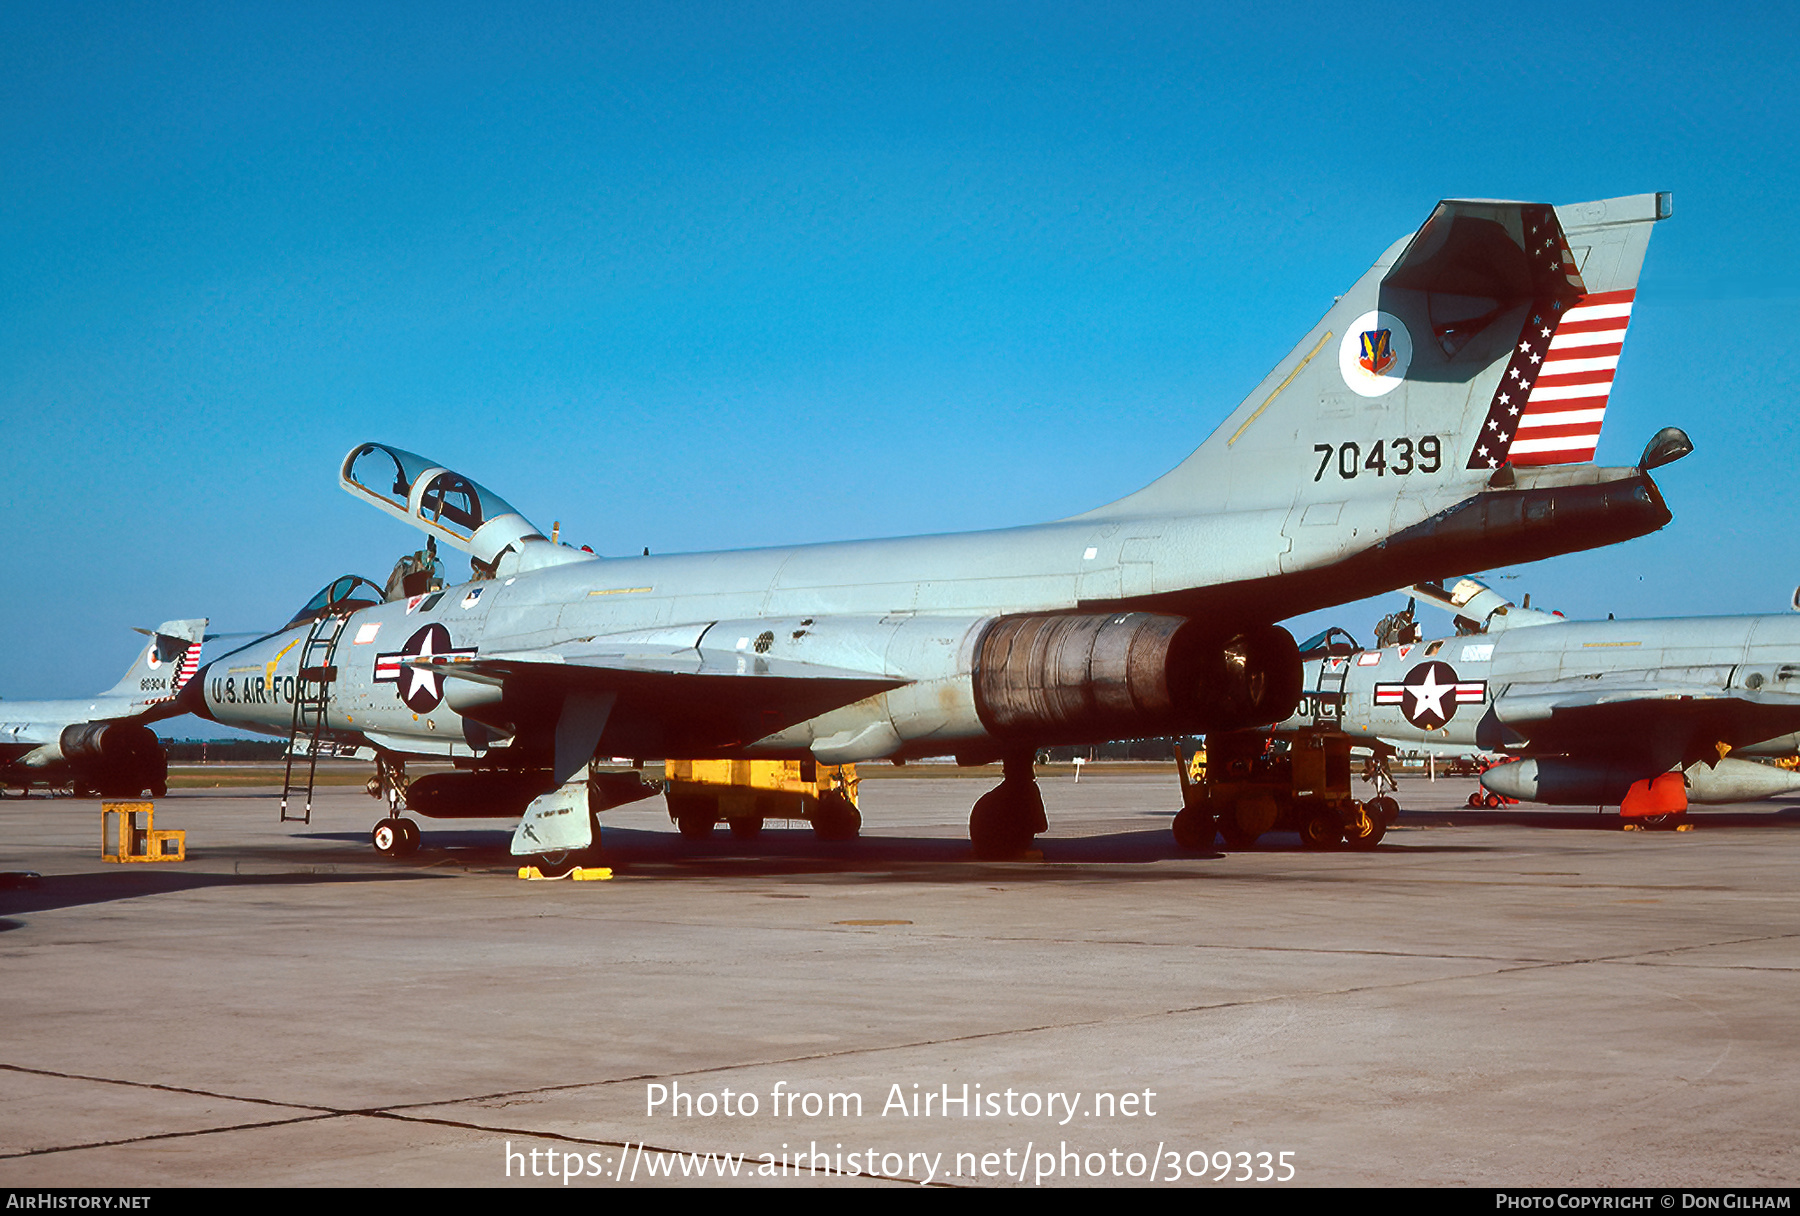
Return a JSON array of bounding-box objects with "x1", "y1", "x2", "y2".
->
[
  {"x1": 367, "y1": 751, "x2": 410, "y2": 813},
  {"x1": 969, "y1": 751, "x2": 1046, "y2": 859}
]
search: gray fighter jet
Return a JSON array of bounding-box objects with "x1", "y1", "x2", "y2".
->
[
  {"x1": 184, "y1": 193, "x2": 1689, "y2": 861},
  {"x1": 1281, "y1": 579, "x2": 1800, "y2": 823},
  {"x1": 1, "y1": 620, "x2": 207, "y2": 797}
]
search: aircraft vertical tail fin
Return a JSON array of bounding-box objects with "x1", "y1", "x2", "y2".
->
[
  {"x1": 1079, "y1": 193, "x2": 1670, "y2": 519},
  {"x1": 104, "y1": 619, "x2": 208, "y2": 704},
  {"x1": 1495, "y1": 196, "x2": 1668, "y2": 467}
]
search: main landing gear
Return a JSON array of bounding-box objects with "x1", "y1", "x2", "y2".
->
[
  {"x1": 969, "y1": 751, "x2": 1047, "y2": 859},
  {"x1": 1173, "y1": 731, "x2": 1394, "y2": 852}
]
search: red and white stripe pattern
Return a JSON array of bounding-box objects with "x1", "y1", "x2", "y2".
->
[
  {"x1": 1373, "y1": 682, "x2": 1487, "y2": 706},
  {"x1": 173, "y1": 642, "x2": 202, "y2": 691},
  {"x1": 1510, "y1": 288, "x2": 1635, "y2": 466},
  {"x1": 145, "y1": 642, "x2": 204, "y2": 704}
]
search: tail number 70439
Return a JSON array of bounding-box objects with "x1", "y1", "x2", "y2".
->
[{"x1": 1313, "y1": 437, "x2": 1440, "y2": 481}]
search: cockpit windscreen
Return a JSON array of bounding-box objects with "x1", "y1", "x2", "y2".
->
[{"x1": 283, "y1": 574, "x2": 384, "y2": 631}]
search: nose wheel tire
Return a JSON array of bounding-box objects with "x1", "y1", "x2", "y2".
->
[{"x1": 372, "y1": 818, "x2": 421, "y2": 857}]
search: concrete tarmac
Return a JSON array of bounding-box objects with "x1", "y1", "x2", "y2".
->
[{"x1": 2, "y1": 772, "x2": 1797, "y2": 1188}]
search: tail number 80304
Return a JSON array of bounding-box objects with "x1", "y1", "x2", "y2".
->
[{"x1": 1313, "y1": 437, "x2": 1440, "y2": 481}]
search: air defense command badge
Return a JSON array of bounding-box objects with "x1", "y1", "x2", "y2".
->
[
  {"x1": 1359, "y1": 328, "x2": 1395, "y2": 377},
  {"x1": 1337, "y1": 310, "x2": 1412, "y2": 397}
]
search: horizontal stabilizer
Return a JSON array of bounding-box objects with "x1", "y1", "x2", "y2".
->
[
  {"x1": 133, "y1": 619, "x2": 207, "y2": 645},
  {"x1": 105, "y1": 618, "x2": 208, "y2": 704}
]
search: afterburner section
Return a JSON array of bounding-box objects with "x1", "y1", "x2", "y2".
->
[{"x1": 971, "y1": 613, "x2": 1301, "y2": 743}]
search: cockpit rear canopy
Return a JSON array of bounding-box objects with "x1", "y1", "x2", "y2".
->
[{"x1": 342, "y1": 443, "x2": 544, "y2": 567}]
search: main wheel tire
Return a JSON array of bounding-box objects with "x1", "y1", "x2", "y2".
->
[
  {"x1": 1343, "y1": 801, "x2": 1386, "y2": 850},
  {"x1": 812, "y1": 790, "x2": 862, "y2": 841},
  {"x1": 1369, "y1": 795, "x2": 1400, "y2": 825},
  {"x1": 728, "y1": 817, "x2": 764, "y2": 839},
  {"x1": 1467, "y1": 792, "x2": 1484, "y2": 808},
  {"x1": 1171, "y1": 805, "x2": 1216, "y2": 851},
  {"x1": 1215, "y1": 803, "x2": 1260, "y2": 850},
  {"x1": 372, "y1": 819, "x2": 402, "y2": 857},
  {"x1": 668, "y1": 793, "x2": 717, "y2": 840},
  {"x1": 969, "y1": 785, "x2": 1035, "y2": 858},
  {"x1": 1298, "y1": 809, "x2": 1343, "y2": 850},
  {"x1": 1483, "y1": 792, "x2": 1503, "y2": 809},
  {"x1": 395, "y1": 818, "x2": 421, "y2": 856}
]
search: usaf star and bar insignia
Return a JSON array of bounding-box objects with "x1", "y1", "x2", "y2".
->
[
  {"x1": 374, "y1": 622, "x2": 479, "y2": 713},
  {"x1": 1373, "y1": 660, "x2": 1487, "y2": 731}
]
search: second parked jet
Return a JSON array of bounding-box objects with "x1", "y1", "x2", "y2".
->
[{"x1": 1282, "y1": 579, "x2": 1800, "y2": 821}]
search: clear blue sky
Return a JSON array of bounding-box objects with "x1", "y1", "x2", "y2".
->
[{"x1": 4, "y1": 2, "x2": 1797, "y2": 731}]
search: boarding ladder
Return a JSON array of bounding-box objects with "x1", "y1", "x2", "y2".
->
[
  {"x1": 279, "y1": 610, "x2": 352, "y2": 823},
  {"x1": 1314, "y1": 657, "x2": 1348, "y2": 727}
]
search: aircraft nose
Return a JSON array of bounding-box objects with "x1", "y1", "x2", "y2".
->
[{"x1": 177, "y1": 662, "x2": 216, "y2": 722}]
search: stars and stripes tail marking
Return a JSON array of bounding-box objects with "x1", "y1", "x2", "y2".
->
[{"x1": 1511, "y1": 288, "x2": 1635, "y2": 466}]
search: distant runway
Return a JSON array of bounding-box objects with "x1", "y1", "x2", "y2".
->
[{"x1": 3, "y1": 773, "x2": 1797, "y2": 1187}]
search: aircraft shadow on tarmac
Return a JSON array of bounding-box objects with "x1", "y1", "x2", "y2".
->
[
  {"x1": 0, "y1": 868, "x2": 435, "y2": 919},
  {"x1": 10, "y1": 804, "x2": 1795, "y2": 916},
  {"x1": 297, "y1": 821, "x2": 1502, "y2": 881},
  {"x1": 305, "y1": 800, "x2": 1800, "y2": 881},
  {"x1": 1396, "y1": 804, "x2": 1800, "y2": 831}
]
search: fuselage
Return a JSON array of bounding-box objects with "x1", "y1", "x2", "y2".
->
[{"x1": 200, "y1": 481, "x2": 1621, "y2": 763}]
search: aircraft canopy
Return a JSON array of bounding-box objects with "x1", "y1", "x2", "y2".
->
[
  {"x1": 283, "y1": 574, "x2": 384, "y2": 631},
  {"x1": 341, "y1": 443, "x2": 545, "y2": 565}
]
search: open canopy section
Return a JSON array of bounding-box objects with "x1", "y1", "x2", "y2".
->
[{"x1": 341, "y1": 443, "x2": 546, "y2": 568}]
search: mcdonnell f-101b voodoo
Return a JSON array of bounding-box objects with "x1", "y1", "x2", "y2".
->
[
  {"x1": 187, "y1": 192, "x2": 1689, "y2": 862},
  {"x1": 1, "y1": 620, "x2": 207, "y2": 797},
  {"x1": 1277, "y1": 578, "x2": 1800, "y2": 826}
]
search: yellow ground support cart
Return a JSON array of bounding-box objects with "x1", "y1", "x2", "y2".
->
[
  {"x1": 1174, "y1": 729, "x2": 1388, "y2": 851},
  {"x1": 663, "y1": 759, "x2": 861, "y2": 841},
  {"x1": 101, "y1": 801, "x2": 186, "y2": 863}
]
